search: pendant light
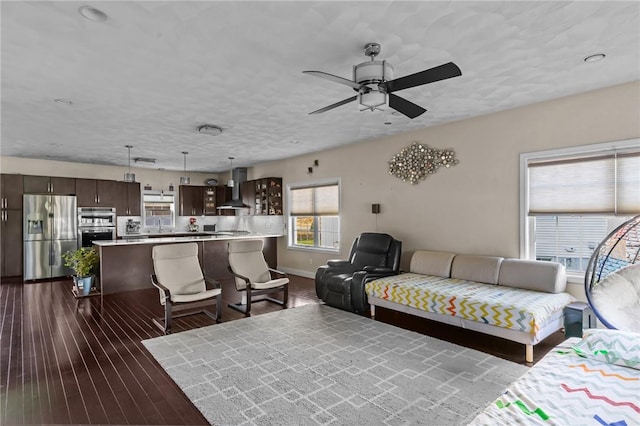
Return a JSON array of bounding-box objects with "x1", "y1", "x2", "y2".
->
[
  {"x1": 123, "y1": 145, "x2": 136, "y2": 182},
  {"x1": 180, "y1": 151, "x2": 190, "y2": 185},
  {"x1": 227, "y1": 157, "x2": 235, "y2": 187}
]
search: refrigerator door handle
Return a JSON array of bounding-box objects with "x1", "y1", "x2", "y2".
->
[{"x1": 50, "y1": 242, "x2": 55, "y2": 266}]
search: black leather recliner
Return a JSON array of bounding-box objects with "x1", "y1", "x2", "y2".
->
[{"x1": 315, "y1": 233, "x2": 402, "y2": 314}]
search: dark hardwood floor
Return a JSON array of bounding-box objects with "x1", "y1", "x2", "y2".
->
[{"x1": 1, "y1": 275, "x2": 564, "y2": 425}]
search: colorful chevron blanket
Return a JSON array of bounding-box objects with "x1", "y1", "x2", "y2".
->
[
  {"x1": 470, "y1": 329, "x2": 640, "y2": 425},
  {"x1": 365, "y1": 273, "x2": 575, "y2": 335}
]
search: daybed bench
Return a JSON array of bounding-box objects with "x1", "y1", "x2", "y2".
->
[
  {"x1": 469, "y1": 328, "x2": 640, "y2": 425},
  {"x1": 365, "y1": 250, "x2": 576, "y2": 362}
]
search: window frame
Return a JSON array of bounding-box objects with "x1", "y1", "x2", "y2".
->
[
  {"x1": 286, "y1": 178, "x2": 341, "y2": 253},
  {"x1": 142, "y1": 190, "x2": 176, "y2": 231},
  {"x1": 519, "y1": 138, "x2": 639, "y2": 281}
]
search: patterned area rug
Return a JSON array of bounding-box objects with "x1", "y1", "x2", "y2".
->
[{"x1": 142, "y1": 304, "x2": 528, "y2": 425}]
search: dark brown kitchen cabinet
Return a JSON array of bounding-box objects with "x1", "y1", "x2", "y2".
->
[
  {"x1": 179, "y1": 185, "x2": 204, "y2": 216},
  {"x1": 1, "y1": 174, "x2": 24, "y2": 277},
  {"x1": 1, "y1": 206, "x2": 22, "y2": 277},
  {"x1": 241, "y1": 181, "x2": 255, "y2": 215},
  {"x1": 216, "y1": 186, "x2": 234, "y2": 216},
  {"x1": 76, "y1": 178, "x2": 117, "y2": 207},
  {"x1": 23, "y1": 175, "x2": 75, "y2": 195},
  {"x1": 1, "y1": 174, "x2": 24, "y2": 209},
  {"x1": 115, "y1": 182, "x2": 141, "y2": 216}
]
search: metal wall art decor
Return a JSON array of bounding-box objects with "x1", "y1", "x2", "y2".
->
[{"x1": 388, "y1": 141, "x2": 458, "y2": 184}]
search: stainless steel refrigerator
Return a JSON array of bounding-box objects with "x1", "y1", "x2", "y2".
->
[{"x1": 23, "y1": 194, "x2": 78, "y2": 280}]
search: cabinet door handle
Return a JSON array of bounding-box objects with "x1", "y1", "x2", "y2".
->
[{"x1": 97, "y1": 194, "x2": 100, "y2": 204}]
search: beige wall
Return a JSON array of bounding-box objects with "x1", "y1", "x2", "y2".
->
[
  {"x1": 251, "y1": 81, "x2": 640, "y2": 284},
  {"x1": 0, "y1": 157, "x2": 218, "y2": 190}
]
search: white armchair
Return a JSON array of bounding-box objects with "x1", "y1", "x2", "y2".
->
[
  {"x1": 150, "y1": 243, "x2": 222, "y2": 333},
  {"x1": 227, "y1": 239, "x2": 288, "y2": 317}
]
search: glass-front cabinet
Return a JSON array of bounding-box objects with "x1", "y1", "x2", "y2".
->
[{"x1": 253, "y1": 178, "x2": 282, "y2": 215}]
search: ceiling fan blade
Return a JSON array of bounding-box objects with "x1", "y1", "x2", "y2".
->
[
  {"x1": 389, "y1": 94, "x2": 427, "y2": 119},
  {"x1": 383, "y1": 62, "x2": 462, "y2": 93},
  {"x1": 302, "y1": 71, "x2": 361, "y2": 90},
  {"x1": 309, "y1": 96, "x2": 358, "y2": 115}
]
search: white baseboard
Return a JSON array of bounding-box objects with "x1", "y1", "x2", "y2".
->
[{"x1": 279, "y1": 267, "x2": 315, "y2": 279}]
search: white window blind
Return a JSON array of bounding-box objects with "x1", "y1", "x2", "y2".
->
[
  {"x1": 528, "y1": 151, "x2": 640, "y2": 215},
  {"x1": 617, "y1": 152, "x2": 640, "y2": 214},
  {"x1": 290, "y1": 184, "x2": 339, "y2": 216}
]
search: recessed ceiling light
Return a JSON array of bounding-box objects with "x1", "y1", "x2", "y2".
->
[
  {"x1": 583, "y1": 53, "x2": 606, "y2": 63},
  {"x1": 54, "y1": 98, "x2": 73, "y2": 105},
  {"x1": 79, "y1": 6, "x2": 108, "y2": 22}
]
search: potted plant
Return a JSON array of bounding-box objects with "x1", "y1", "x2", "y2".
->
[{"x1": 63, "y1": 247, "x2": 99, "y2": 296}]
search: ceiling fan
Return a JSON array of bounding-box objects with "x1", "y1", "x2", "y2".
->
[{"x1": 303, "y1": 43, "x2": 462, "y2": 119}]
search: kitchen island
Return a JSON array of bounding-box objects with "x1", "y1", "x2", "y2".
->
[{"x1": 94, "y1": 232, "x2": 282, "y2": 295}]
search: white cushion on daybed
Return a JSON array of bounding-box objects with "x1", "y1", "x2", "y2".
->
[
  {"x1": 451, "y1": 254, "x2": 503, "y2": 285},
  {"x1": 498, "y1": 259, "x2": 567, "y2": 293},
  {"x1": 409, "y1": 250, "x2": 456, "y2": 277}
]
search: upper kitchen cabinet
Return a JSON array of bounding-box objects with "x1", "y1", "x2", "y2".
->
[
  {"x1": 115, "y1": 182, "x2": 141, "y2": 216},
  {"x1": 252, "y1": 178, "x2": 283, "y2": 215},
  {"x1": 1, "y1": 174, "x2": 24, "y2": 209},
  {"x1": 179, "y1": 185, "x2": 204, "y2": 216},
  {"x1": 23, "y1": 175, "x2": 75, "y2": 195},
  {"x1": 76, "y1": 178, "x2": 117, "y2": 207},
  {"x1": 216, "y1": 186, "x2": 234, "y2": 216},
  {"x1": 240, "y1": 181, "x2": 255, "y2": 215}
]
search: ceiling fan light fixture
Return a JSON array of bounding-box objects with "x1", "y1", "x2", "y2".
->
[
  {"x1": 358, "y1": 90, "x2": 388, "y2": 111},
  {"x1": 197, "y1": 124, "x2": 223, "y2": 136},
  {"x1": 180, "y1": 151, "x2": 190, "y2": 185}
]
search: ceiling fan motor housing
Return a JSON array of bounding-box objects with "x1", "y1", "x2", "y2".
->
[
  {"x1": 354, "y1": 60, "x2": 394, "y2": 110},
  {"x1": 354, "y1": 60, "x2": 394, "y2": 85}
]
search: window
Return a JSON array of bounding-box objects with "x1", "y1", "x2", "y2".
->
[
  {"x1": 288, "y1": 180, "x2": 340, "y2": 251},
  {"x1": 520, "y1": 140, "x2": 640, "y2": 276},
  {"x1": 142, "y1": 192, "x2": 175, "y2": 230}
]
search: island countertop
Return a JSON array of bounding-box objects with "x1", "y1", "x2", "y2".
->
[{"x1": 94, "y1": 232, "x2": 284, "y2": 246}]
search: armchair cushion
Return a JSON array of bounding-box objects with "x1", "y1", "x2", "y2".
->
[
  {"x1": 152, "y1": 243, "x2": 206, "y2": 304},
  {"x1": 227, "y1": 239, "x2": 272, "y2": 290}
]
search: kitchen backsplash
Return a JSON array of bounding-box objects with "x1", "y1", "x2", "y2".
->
[{"x1": 116, "y1": 215, "x2": 285, "y2": 237}]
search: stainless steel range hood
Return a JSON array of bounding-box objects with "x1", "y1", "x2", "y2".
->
[{"x1": 218, "y1": 167, "x2": 250, "y2": 209}]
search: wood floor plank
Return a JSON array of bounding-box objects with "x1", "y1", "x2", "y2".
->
[{"x1": 1, "y1": 273, "x2": 562, "y2": 425}]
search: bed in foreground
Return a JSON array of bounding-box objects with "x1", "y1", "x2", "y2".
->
[{"x1": 469, "y1": 329, "x2": 640, "y2": 425}]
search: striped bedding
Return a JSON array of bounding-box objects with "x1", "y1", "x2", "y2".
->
[
  {"x1": 470, "y1": 329, "x2": 640, "y2": 425},
  {"x1": 365, "y1": 273, "x2": 575, "y2": 335}
]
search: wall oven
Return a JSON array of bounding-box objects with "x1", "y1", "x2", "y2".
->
[{"x1": 78, "y1": 207, "x2": 116, "y2": 247}]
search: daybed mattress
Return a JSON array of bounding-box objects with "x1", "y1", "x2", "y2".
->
[
  {"x1": 469, "y1": 329, "x2": 640, "y2": 425},
  {"x1": 365, "y1": 273, "x2": 575, "y2": 335}
]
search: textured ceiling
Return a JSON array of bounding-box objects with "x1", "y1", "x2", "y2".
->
[{"x1": 1, "y1": 1, "x2": 639, "y2": 173}]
